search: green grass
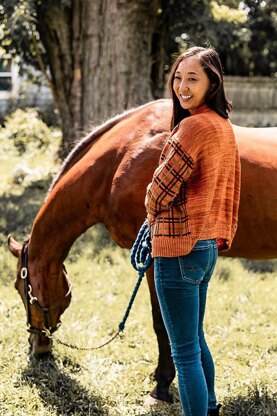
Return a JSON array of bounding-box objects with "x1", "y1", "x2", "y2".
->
[{"x1": 0, "y1": 133, "x2": 276, "y2": 415}]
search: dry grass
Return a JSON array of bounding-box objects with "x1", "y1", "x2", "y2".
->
[{"x1": 0, "y1": 243, "x2": 276, "y2": 416}]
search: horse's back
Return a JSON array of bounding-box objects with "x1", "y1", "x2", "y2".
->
[
  {"x1": 88, "y1": 103, "x2": 277, "y2": 258},
  {"x1": 233, "y1": 124, "x2": 277, "y2": 142},
  {"x1": 233, "y1": 125, "x2": 277, "y2": 167},
  {"x1": 230, "y1": 125, "x2": 277, "y2": 259},
  {"x1": 48, "y1": 99, "x2": 277, "y2": 258}
]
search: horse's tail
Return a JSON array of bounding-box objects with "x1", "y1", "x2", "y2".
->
[{"x1": 48, "y1": 100, "x2": 163, "y2": 195}]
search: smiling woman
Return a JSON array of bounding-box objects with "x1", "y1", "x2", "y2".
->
[
  {"x1": 167, "y1": 46, "x2": 232, "y2": 129},
  {"x1": 145, "y1": 46, "x2": 240, "y2": 416}
]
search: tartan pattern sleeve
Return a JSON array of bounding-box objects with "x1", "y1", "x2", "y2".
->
[{"x1": 145, "y1": 135, "x2": 194, "y2": 216}]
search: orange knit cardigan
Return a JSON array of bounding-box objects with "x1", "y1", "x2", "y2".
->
[{"x1": 145, "y1": 104, "x2": 241, "y2": 257}]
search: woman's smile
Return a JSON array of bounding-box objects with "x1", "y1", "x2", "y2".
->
[
  {"x1": 173, "y1": 57, "x2": 211, "y2": 114},
  {"x1": 180, "y1": 94, "x2": 193, "y2": 100}
]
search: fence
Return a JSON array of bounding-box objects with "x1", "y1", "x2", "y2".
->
[{"x1": 224, "y1": 76, "x2": 277, "y2": 127}]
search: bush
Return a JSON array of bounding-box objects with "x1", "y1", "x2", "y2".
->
[{"x1": 0, "y1": 108, "x2": 53, "y2": 154}]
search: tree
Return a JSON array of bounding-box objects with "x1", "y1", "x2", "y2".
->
[
  {"x1": 0, "y1": 0, "x2": 218, "y2": 155},
  {"x1": 163, "y1": 0, "x2": 277, "y2": 77},
  {"x1": 1, "y1": 0, "x2": 162, "y2": 156},
  {"x1": 245, "y1": 0, "x2": 277, "y2": 76}
]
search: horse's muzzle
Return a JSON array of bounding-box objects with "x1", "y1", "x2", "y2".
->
[{"x1": 28, "y1": 333, "x2": 53, "y2": 356}]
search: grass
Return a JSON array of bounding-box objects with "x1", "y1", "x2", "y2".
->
[{"x1": 0, "y1": 132, "x2": 276, "y2": 415}]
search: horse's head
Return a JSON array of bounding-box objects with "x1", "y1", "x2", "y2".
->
[{"x1": 8, "y1": 235, "x2": 72, "y2": 356}]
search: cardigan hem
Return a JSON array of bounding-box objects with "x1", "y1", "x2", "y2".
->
[{"x1": 151, "y1": 231, "x2": 233, "y2": 258}]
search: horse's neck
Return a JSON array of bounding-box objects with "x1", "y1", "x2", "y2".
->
[
  {"x1": 28, "y1": 185, "x2": 98, "y2": 266},
  {"x1": 26, "y1": 98, "x2": 171, "y2": 265}
]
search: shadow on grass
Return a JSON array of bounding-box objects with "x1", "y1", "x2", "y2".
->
[
  {"x1": 139, "y1": 383, "x2": 277, "y2": 416},
  {"x1": 0, "y1": 177, "x2": 51, "y2": 242},
  {"x1": 21, "y1": 354, "x2": 111, "y2": 415},
  {"x1": 222, "y1": 383, "x2": 277, "y2": 416},
  {"x1": 241, "y1": 258, "x2": 277, "y2": 274}
]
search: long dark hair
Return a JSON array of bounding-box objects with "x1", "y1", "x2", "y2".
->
[{"x1": 167, "y1": 46, "x2": 232, "y2": 129}]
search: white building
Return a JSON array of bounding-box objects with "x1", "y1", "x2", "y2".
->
[{"x1": 0, "y1": 58, "x2": 53, "y2": 117}]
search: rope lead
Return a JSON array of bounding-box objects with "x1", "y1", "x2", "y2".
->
[
  {"x1": 55, "y1": 220, "x2": 152, "y2": 350},
  {"x1": 118, "y1": 219, "x2": 152, "y2": 331}
]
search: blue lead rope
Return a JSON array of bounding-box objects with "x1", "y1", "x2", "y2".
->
[
  {"x1": 54, "y1": 220, "x2": 153, "y2": 351},
  {"x1": 118, "y1": 219, "x2": 152, "y2": 331}
]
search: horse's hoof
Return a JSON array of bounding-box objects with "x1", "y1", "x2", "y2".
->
[
  {"x1": 149, "y1": 386, "x2": 173, "y2": 404},
  {"x1": 143, "y1": 395, "x2": 168, "y2": 408}
]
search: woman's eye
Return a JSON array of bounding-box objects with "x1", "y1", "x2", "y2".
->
[
  {"x1": 188, "y1": 78, "x2": 197, "y2": 81},
  {"x1": 174, "y1": 76, "x2": 181, "y2": 81}
]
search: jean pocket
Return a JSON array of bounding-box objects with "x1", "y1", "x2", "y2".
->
[{"x1": 178, "y1": 247, "x2": 211, "y2": 284}]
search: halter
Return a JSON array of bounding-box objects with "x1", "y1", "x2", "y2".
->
[
  {"x1": 17, "y1": 221, "x2": 151, "y2": 350},
  {"x1": 20, "y1": 241, "x2": 72, "y2": 338}
]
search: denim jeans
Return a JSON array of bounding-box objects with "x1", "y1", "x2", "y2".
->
[{"x1": 154, "y1": 239, "x2": 218, "y2": 416}]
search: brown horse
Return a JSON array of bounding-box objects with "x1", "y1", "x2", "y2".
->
[{"x1": 8, "y1": 99, "x2": 277, "y2": 404}]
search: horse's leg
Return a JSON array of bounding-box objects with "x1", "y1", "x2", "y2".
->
[{"x1": 146, "y1": 267, "x2": 175, "y2": 403}]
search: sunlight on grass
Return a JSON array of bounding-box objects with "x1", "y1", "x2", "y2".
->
[{"x1": 1, "y1": 239, "x2": 276, "y2": 415}]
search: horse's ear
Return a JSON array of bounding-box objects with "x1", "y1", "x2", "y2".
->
[{"x1": 8, "y1": 235, "x2": 22, "y2": 258}]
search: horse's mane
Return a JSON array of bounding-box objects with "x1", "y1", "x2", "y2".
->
[{"x1": 47, "y1": 100, "x2": 159, "y2": 196}]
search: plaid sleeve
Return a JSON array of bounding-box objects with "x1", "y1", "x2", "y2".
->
[{"x1": 145, "y1": 135, "x2": 194, "y2": 216}]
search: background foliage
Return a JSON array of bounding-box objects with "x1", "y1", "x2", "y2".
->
[
  {"x1": 0, "y1": 108, "x2": 52, "y2": 154},
  {"x1": 1, "y1": 0, "x2": 276, "y2": 77},
  {"x1": 1, "y1": 0, "x2": 276, "y2": 155}
]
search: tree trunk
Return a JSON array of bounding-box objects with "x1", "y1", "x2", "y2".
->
[{"x1": 36, "y1": 0, "x2": 161, "y2": 158}]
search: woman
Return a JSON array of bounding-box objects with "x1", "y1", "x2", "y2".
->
[{"x1": 145, "y1": 46, "x2": 241, "y2": 416}]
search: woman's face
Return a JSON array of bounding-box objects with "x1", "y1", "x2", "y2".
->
[{"x1": 173, "y1": 56, "x2": 211, "y2": 114}]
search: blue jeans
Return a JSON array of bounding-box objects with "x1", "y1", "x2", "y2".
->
[{"x1": 154, "y1": 239, "x2": 218, "y2": 416}]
